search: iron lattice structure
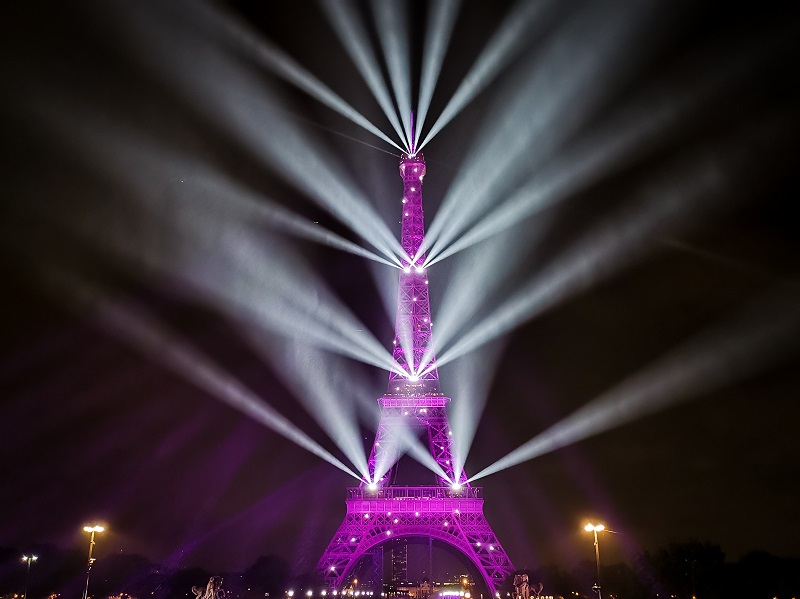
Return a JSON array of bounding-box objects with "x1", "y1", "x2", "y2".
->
[{"x1": 317, "y1": 154, "x2": 514, "y2": 594}]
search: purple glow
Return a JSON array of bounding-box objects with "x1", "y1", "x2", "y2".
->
[{"x1": 317, "y1": 157, "x2": 514, "y2": 593}]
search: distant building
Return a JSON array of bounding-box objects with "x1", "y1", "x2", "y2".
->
[{"x1": 390, "y1": 545, "x2": 408, "y2": 584}]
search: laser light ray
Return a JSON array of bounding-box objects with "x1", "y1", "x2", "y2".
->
[
  {"x1": 34, "y1": 264, "x2": 363, "y2": 482},
  {"x1": 370, "y1": 0, "x2": 413, "y2": 149},
  {"x1": 424, "y1": 13, "x2": 797, "y2": 266},
  {"x1": 417, "y1": 0, "x2": 563, "y2": 152},
  {"x1": 373, "y1": 421, "x2": 451, "y2": 484},
  {"x1": 470, "y1": 290, "x2": 800, "y2": 482},
  {"x1": 227, "y1": 233, "x2": 408, "y2": 377},
  {"x1": 419, "y1": 23, "x2": 800, "y2": 371},
  {"x1": 206, "y1": 1, "x2": 404, "y2": 153},
  {"x1": 33, "y1": 89, "x2": 398, "y2": 270},
  {"x1": 422, "y1": 0, "x2": 667, "y2": 263},
  {"x1": 249, "y1": 336, "x2": 371, "y2": 481},
  {"x1": 113, "y1": 0, "x2": 405, "y2": 263},
  {"x1": 446, "y1": 342, "x2": 506, "y2": 483},
  {"x1": 318, "y1": 0, "x2": 408, "y2": 150},
  {"x1": 435, "y1": 119, "x2": 791, "y2": 369},
  {"x1": 30, "y1": 103, "x2": 405, "y2": 376},
  {"x1": 415, "y1": 0, "x2": 461, "y2": 145},
  {"x1": 420, "y1": 219, "x2": 552, "y2": 373}
]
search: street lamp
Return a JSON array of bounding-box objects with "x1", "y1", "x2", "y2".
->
[
  {"x1": 584, "y1": 523, "x2": 605, "y2": 599},
  {"x1": 21, "y1": 555, "x2": 38, "y2": 599},
  {"x1": 82, "y1": 525, "x2": 105, "y2": 599}
]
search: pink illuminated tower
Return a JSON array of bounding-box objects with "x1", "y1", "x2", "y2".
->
[{"x1": 317, "y1": 152, "x2": 515, "y2": 594}]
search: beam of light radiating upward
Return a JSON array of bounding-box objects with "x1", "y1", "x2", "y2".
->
[
  {"x1": 446, "y1": 342, "x2": 505, "y2": 483},
  {"x1": 422, "y1": 0, "x2": 665, "y2": 264},
  {"x1": 434, "y1": 119, "x2": 794, "y2": 369},
  {"x1": 421, "y1": 219, "x2": 552, "y2": 374},
  {"x1": 425, "y1": 15, "x2": 799, "y2": 267},
  {"x1": 419, "y1": 23, "x2": 800, "y2": 370},
  {"x1": 208, "y1": 231, "x2": 408, "y2": 378},
  {"x1": 113, "y1": 1, "x2": 404, "y2": 264},
  {"x1": 318, "y1": 0, "x2": 409, "y2": 150},
  {"x1": 248, "y1": 336, "x2": 371, "y2": 481},
  {"x1": 470, "y1": 290, "x2": 800, "y2": 482},
  {"x1": 202, "y1": 1, "x2": 404, "y2": 153},
  {"x1": 370, "y1": 0, "x2": 413, "y2": 149},
  {"x1": 415, "y1": 0, "x2": 461, "y2": 146},
  {"x1": 25, "y1": 105, "x2": 405, "y2": 377},
  {"x1": 372, "y1": 420, "x2": 451, "y2": 484},
  {"x1": 417, "y1": 0, "x2": 563, "y2": 152},
  {"x1": 34, "y1": 265, "x2": 363, "y2": 482}
]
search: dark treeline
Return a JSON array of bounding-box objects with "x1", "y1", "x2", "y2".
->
[
  {"x1": 0, "y1": 546, "x2": 289, "y2": 599},
  {"x1": 510, "y1": 541, "x2": 800, "y2": 599},
  {"x1": 1, "y1": 541, "x2": 799, "y2": 599}
]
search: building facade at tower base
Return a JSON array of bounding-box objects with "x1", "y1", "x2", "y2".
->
[{"x1": 316, "y1": 486, "x2": 514, "y2": 595}]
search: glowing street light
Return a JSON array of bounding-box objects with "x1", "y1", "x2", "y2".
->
[
  {"x1": 82, "y1": 525, "x2": 105, "y2": 599},
  {"x1": 21, "y1": 555, "x2": 37, "y2": 599},
  {"x1": 584, "y1": 523, "x2": 605, "y2": 599}
]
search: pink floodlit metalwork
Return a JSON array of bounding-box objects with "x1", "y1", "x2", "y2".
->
[{"x1": 317, "y1": 154, "x2": 514, "y2": 594}]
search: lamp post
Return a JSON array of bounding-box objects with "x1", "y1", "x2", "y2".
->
[
  {"x1": 21, "y1": 555, "x2": 38, "y2": 599},
  {"x1": 584, "y1": 523, "x2": 605, "y2": 599},
  {"x1": 82, "y1": 525, "x2": 104, "y2": 599}
]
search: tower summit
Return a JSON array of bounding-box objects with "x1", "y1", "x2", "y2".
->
[
  {"x1": 389, "y1": 152, "x2": 439, "y2": 396},
  {"x1": 317, "y1": 153, "x2": 514, "y2": 595}
]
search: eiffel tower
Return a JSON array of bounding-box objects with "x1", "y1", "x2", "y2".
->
[{"x1": 317, "y1": 151, "x2": 514, "y2": 594}]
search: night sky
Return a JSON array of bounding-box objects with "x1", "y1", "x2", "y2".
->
[{"x1": 2, "y1": 0, "x2": 800, "y2": 582}]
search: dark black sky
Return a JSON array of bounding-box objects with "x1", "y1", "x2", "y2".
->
[{"x1": 1, "y1": 0, "x2": 799, "y2": 582}]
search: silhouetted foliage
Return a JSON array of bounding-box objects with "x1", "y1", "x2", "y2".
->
[
  {"x1": 0, "y1": 542, "x2": 799, "y2": 599},
  {"x1": 726, "y1": 551, "x2": 800, "y2": 599},
  {"x1": 243, "y1": 555, "x2": 290, "y2": 597},
  {"x1": 640, "y1": 541, "x2": 725, "y2": 599},
  {"x1": 91, "y1": 553, "x2": 154, "y2": 598}
]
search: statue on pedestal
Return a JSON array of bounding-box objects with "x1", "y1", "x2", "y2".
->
[{"x1": 192, "y1": 576, "x2": 224, "y2": 599}]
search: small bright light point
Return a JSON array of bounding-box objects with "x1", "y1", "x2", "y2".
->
[
  {"x1": 452, "y1": 483, "x2": 462, "y2": 491},
  {"x1": 443, "y1": 521, "x2": 448, "y2": 526},
  {"x1": 403, "y1": 266, "x2": 411, "y2": 273},
  {"x1": 415, "y1": 512, "x2": 420, "y2": 516},
  {"x1": 368, "y1": 483, "x2": 377, "y2": 491},
  {"x1": 415, "y1": 265, "x2": 424, "y2": 273},
  {"x1": 386, "y1": 530, "x2": 392, "y2": 536},
  {"x1": 489, "y1": 545, "x2": 495, "y2": 550},
  {"x1": 288, "y1": 592, "x2": 294, "y2": 597},
  {"x1": 307, "y1": 591, "x2": 313, "y2": 597}
]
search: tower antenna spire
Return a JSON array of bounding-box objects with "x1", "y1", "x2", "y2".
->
[{"x1": 409, "y1": 111, "x2": 416, "y2": 155}]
